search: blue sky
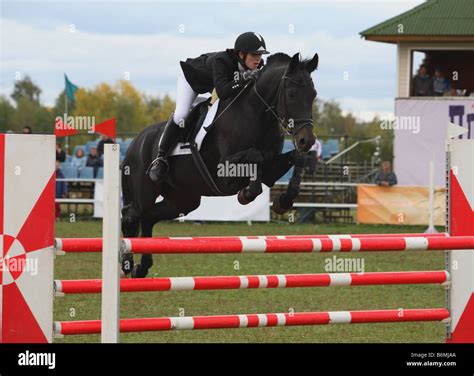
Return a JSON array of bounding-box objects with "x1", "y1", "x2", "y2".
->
[{"x1": 0, "y1": 0, "x2": 425, "y2": 121}]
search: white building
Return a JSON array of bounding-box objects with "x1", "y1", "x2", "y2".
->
[{"x1": 361, "y1": 0, "x2": 474, "y2": 186}]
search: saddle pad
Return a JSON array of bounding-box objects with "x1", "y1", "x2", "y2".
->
[{"x1": 169, "y1": 99, "x2": 220, "y2": 157}]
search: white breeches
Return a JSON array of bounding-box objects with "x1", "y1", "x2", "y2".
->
[{"x1": 173, "y1": 69, "x2": 198, "y2": 124}]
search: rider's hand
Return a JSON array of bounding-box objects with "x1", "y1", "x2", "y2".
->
[{"x1": 242, "y1": 69, "x2": 261, "y2": 81}]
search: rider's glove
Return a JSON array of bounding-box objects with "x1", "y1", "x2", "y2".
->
[{"x1": 242, "y1": 69, "x2": 261, "y2": 81}]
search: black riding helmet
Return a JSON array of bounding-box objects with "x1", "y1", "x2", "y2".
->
[
  {"x1": 234, "y1": 32, "x2": 269, "y2": 69},
  {"x1": 234, "y1": 32, "x2": 270, "y2": 54}
]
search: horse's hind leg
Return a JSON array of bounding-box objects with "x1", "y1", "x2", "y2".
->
[
  {"x1": 132, "y1": 195, "x2": 201, "y2": 278},
  {"x1": 120, "y1": 205, "x2": 140, "y2": 276},
  {"x1": 120, "y1": 177, "x2": 156, "y2": 276},
  {"x1": 132, "y1": 217, "x2": 156, "y2": 278},
  {"x1": 121, "y1": 204, "x2": 140, "y2": 237}
]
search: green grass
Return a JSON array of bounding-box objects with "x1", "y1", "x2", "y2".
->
[{"x1": 54, "y1": 221, "x2": 447, "y2": 343}]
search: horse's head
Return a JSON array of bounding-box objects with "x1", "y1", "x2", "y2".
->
[
  {"x1": 278, "y1": 53, "x2": 318, "y2": 152},
  {"x1": 259, "y1": 52, "x2": 318, "y2": 153}
]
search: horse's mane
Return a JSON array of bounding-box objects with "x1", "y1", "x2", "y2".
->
[
  {"x1": 264, "y1": 52, "x2": 316, "y2": 72},
  {"x1": 265, "y1": 52, "x2": 291, "y2": 67}
]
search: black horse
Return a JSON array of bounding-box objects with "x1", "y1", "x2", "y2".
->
[{"x1": 121, "y1": 52, "x2": 319, "y2": 278}]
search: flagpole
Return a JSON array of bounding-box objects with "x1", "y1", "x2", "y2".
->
[
  {"x1": 64, "y1": 80, "x2": 69, "y2": 154},
  {"x1": 64, "y1": 74, "x2": 79, "y2": 154}
]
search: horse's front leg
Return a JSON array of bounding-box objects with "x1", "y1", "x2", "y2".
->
[
  {"x1": 220, "y1": 147, "x2": 264, "y2": 205},
  {"x1": 271, "y1": 151, "x2": 306, "y2": 214},
  {"x1": 262, "y1": 149, "x2": 296, "y2": 187}
]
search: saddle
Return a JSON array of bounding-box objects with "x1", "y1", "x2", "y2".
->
[
  {"x1": 177, "y1": 97, "x2": 212, "y2": 145},
  {"x1": 170, "y1": 97, "x2": 225, "y2": 195}
]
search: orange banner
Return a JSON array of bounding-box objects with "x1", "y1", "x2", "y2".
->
[{"x1": 357, "y1": 185, "x2": 446, "y2": 226}]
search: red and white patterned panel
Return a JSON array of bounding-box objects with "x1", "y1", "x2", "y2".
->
[
  {"x1": 0, "y1": 134, "x2": 55, "y2": 343},
  {"x1": 448, "y1": 139, "x2": 474, "y2": 343}
]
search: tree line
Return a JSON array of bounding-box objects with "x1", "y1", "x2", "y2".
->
[{"x1": 0, "y1": 76, "x2": 393, "y2": 162}]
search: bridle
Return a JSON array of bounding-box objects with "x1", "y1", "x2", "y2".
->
[{"x1": 253, "y1": 67, "x2": 314, "y2": 136}]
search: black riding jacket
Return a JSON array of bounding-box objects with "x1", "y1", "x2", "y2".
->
[{"x1": 180, "y1": 49, "x2": 264, "y2": 100}]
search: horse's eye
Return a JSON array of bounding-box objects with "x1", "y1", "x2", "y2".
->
[{"x1": 288, "y1": 90, "x2": 297, "y2": 99}]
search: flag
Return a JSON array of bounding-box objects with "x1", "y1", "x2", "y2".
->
[
  {"x1": 95, "y1": 118, "x2": 117, "y2": 143},
  {"x1": 54, "y1": 116, "x2": 79, "y2": 138},
  {"x1": 64, "y1": 74, "x2": 78, "y2": 103}
]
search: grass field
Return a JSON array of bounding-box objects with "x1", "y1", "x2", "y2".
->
[{"x1": 54, "y1": 220, "x2": 447, "y2": 343}]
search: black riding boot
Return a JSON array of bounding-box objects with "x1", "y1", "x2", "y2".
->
[{"x1": 148, "y1": 115, "x2": 180, "y2": 183}]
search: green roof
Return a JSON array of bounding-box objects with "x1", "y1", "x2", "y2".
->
[{"x1": 360, "y1": 0, "x2": 474, "y2": 38}]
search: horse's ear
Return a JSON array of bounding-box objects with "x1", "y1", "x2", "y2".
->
[
  {"x1": 288, "y1": 53, "x2": 300, "y2": 72},
  {"x1": 305, "y1": 53, "x2": 319, "y2": 72}
]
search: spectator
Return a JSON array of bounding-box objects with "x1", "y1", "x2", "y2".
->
[
  {"x1": 413, "y1": 65, "x2": 432, "y2": 96},
  {"x1": 86, "y1": 147, "x2": 103, "y2": 178},
  {"x1": 313, "y1": 139, "x2": 322, "y2": 163},
  {"x1": 432, "y1": 68, "x2": 451, "y2": 96},
  {"x1": 374, "y1": 161, "x2": 397, "y2": 187},
  {"x1": 55, "y1": 161, "x2": 68, "y2": 221},
  {"x1": 71, "y1": 148, "x2": 87, "y2": 174},
  {"x1": 56, "y1": 143, "x2": 66, "y2": 162},
  {"x1": 23, "y1": 126, "x2": 32, "y2": 134},
  {"x1": 305, "y1": 138, "x2": 322, "y2": 173},
  {"x1": 97, "y1": 135, "x2": 114, "y2": 156}
]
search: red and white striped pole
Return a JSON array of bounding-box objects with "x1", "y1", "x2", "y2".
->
[
  {"x1": 55, "y1": 270, "x2": 450, "y2": 294},
  {"x1": 117, "y1": 235, "x2": 474, "y2": 254},
  {"x1": 55, "y1": 232, "x2": 449, "y2": 253},
  {"x1": 53, "y1": 308, "x2": 450, "y2": 336}
]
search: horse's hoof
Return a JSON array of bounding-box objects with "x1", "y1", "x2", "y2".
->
[
  {"x1": 238, "y1": 189, "x2": 251, "y2": 205},
  {"x1": 272, "y1": 195, "x2": 293, "y2": 214},
  {"x1": 131, "y1": 264, "x2": 149, "y2": 278}
]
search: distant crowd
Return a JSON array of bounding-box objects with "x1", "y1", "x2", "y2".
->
[
  {"x1": 56, "y1": 135, "x2": 115, "y2": 177},
  {"x1": 55, "y1": 135, "x2": 115, "y2": 220},
  {"x1": 413, "y1": 65, "x2": 459, "y2": 97}
]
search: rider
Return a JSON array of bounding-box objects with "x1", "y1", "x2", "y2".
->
[{"x1": 148, "y1": 32, "x2": 270, "y2": 183}]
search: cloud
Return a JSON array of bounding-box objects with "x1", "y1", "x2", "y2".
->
[
  {"x1": 0, "y1": 1, "x2": 424, "y2": 38},
  {"x1": 1, "y1": 0, "x2": 422, "y2": 118},
  {"x1": 337, "y1": 96, "x2": 395, "y2": 122}
]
